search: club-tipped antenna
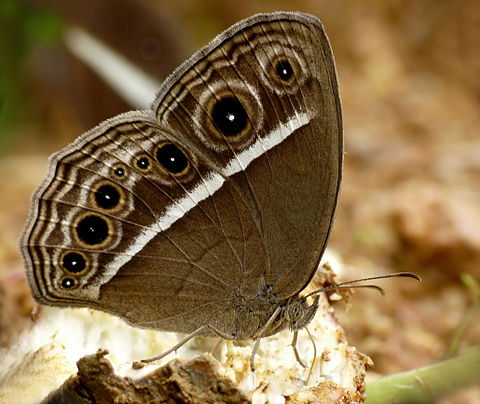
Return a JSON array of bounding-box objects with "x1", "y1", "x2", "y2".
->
[{"x1": 306, "y1": 271, "x2": 421, "y2": 299}]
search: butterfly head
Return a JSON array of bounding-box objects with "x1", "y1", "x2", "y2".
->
[{"x1": 283, "y1": 295, "x2": 320, "y2": 332}]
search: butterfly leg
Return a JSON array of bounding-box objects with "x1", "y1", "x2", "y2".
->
[
  {"x1": 141, "y1": 323, "x2": 236, "y2": 364},
  {"x1": 250, "y1": 339, "x2": 261, "y2": 371},
  {"x1": 248, "y1": 306, "x2": 283, "y2": 371},
  {"x1": 291, "y1": 330, "x2": 308, "y2": 368},
  {"x1": 304, "y1": 327, "x2": 317, "y2": 385},
  {"x1": 209, "y1": 338, "x2": 224, "y2": 357},
  {"x1": 291, "y1": 327, "x2": 318, "y2": 384}
]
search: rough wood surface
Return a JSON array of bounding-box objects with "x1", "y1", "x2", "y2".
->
[{"x1": 42, "y1": 350, "x2": 250, "y2": 404}]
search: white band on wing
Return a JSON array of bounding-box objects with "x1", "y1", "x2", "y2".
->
[{"x1": 99, "y1": 113, "x2": 311, "y2": 295}]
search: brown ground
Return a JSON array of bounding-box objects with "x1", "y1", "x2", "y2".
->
[{"x1": 1, "y1": 0, "x2": 479, "y2": 402}]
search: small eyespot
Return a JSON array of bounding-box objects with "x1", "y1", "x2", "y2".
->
[
  {"x1": 260, "y1": 49, "x2": 307, "y2": 94},
  {"x1": 275, "y1": 60, "x2": 294, "y2": 81},
  {"x1": 61, "y1": 277, "x2": 77, "y2": 289},
  {"x1": 94, "y1": 183, "x2": 121, "y2": 210},
  {"x1": 112, "y1": 165, "x2": 126, "y2": 178},
  {"x1": 61, "y1": 251, "x2": 87, "y2": 274},
  {"x1": 135, "y1": 155, "x2": 151, "y2": 172},
  {"x1": 75, "y1": 214, "x2": 110, "y2": 246},
  {"x1": 211, "y1": 96, "x2": 248, "y2": 136},
  {"x1": 156, "y1": 143, "x2": 189, "y2": 175}
]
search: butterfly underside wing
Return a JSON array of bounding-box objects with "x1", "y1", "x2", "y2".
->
[{"x1": 21, "y1": 12, "x2": 342, "y2": 341}]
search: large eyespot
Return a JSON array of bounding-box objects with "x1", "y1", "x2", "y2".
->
[
  {"x1": 211, "y1": 96, "x2": 248, "y2": 137},
  {"x1": 91, "y1": 181, "x2": 124, "y2": 212},
  {"x1": 60, "y1": 251, "x2": 88, "y2": 274},
  {"x1": 135, "y1": 155, "x2": 152, "y2": 172},
  {"x1": 74, "y1": 213, "x2": 112, "y2": 247},
  {"x1": 155, "y1": 143, "x2": 189, "y2": 175},
  {"x1": 194, "y1": 82, "x2": 263, "y2": 151}
]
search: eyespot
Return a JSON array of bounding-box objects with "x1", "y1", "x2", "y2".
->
[
  {"x1": 269, "y1": 57, "x2": 301, "y2": 88},
  {"x1": 211, "y1": 96, "x2": 248, "y2": 137},
  {"x1": 194, "y1": 82, "x2": 263, "y2": 151},
  {"x1": 275, "y1": 60, "x2": 294, "y2": 81},
  {"x1": 155, "y1": 143, "x2": 189, "y2": 175},
  {"x1": 60, "y1": 251, "x2": 88, "y2": 274},
  {"x1": 92, "y1": 181, "x2": 123, "y2": 211},
  {"x1": 257, "y1": 45, "x2": 308, "y2": 94},
  {"x1": 74, "y1": 213, "x2": 111, "y2": 247},
  {"x1": 135, "y1": 155, "x2": 152, "y2": 172},
  {"x1": 60, "y1": 277, "x2": 77, "y2": 289},
  {"x1": 112, "y1": 164, "x2": 127, "y2": 179}
]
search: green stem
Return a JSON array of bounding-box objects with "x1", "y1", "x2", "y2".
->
[
  {"x1": 446, "y1": 299, "x2": 480, "y2": 359},
  {"x1": 365, "y1": 347, "x2": 480, "y2": 404},
  {"x1": 446, "y1": 273, "x2": 480, "y2": 358}
]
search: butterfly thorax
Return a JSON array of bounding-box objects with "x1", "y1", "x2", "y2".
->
[{"x1": 226, "y1": 292, "x2": 319, "y2": 341}]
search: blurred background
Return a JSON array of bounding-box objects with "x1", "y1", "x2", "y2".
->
[{"x1": 0, "y1": 0, "x2": 479, "y2": 402}]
